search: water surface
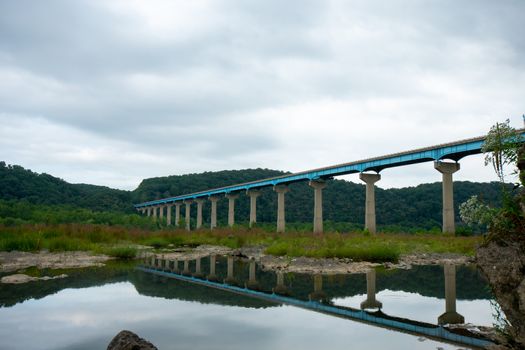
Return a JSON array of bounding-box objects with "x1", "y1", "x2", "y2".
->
[{"x1": 0, "y1": 258, "x2": 496, "y2": 350}]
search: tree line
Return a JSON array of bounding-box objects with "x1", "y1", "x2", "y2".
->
[{"x1": 0, "y1": 162, "x2": 507, "y2": 232}]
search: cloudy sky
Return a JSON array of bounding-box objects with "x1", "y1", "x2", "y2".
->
[{"x1": 1, "y1": 0, "x2": 524, "y2": 190}]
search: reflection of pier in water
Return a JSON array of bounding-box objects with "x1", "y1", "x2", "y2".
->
[{"x1": 138, "y1": 255, "x2": 491, "y2": 349}]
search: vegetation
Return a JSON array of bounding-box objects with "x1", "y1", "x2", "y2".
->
[
  {"x1": 0, "y1": 162, "x2": 132, "y2": 212},
  {"x1": 0, "y1": 223, "x2": 481, "y2": 262},
  {"x1": 0, "y1": 162, "x2": 509, "y2": 232},
  {"x1": 0, "y1": 147, "x2": 511, "y2": 261},
  {"x1": 461, "y1": 119, "x2": 525, "y2": 242}
]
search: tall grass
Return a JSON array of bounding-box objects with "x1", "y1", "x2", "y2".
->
[{"x1": 0, "y1": 223, "x2": 482, "y2": 262}]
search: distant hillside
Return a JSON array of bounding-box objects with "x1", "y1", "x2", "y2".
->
[
  {"x1": 0, "y1": 162, "x2": 132, "y2": 212},
  {"x1": 0, "y1": 162, "x2": 507, "y2": 230}
]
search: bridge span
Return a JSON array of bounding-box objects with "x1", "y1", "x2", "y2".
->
[{"x1": 134, "y1": 130, "x2": 525, "y2": 234}]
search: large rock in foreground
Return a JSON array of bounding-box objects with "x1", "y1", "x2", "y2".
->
[
  {"x1": 477, "y1": 240, "x2": 525, "y2": 348},
  {"x1": 107, "y1": 330, "x2": 157, "y2": 350}
]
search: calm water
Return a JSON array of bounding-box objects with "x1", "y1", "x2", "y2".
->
[{"x1": 0, "y1": 257, "x2": 496, "y2": 350}]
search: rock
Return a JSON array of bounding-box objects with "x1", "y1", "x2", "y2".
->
[
  {"x1": 1, "y1": 274, "x2": 38, "y2": 284},
  {"x1": 107, "y1": 330, "x2": 157, "y2": 350},
  {"x1": 1, "y1": 273, "x2": 68, "y2": 284},
  {"x1": 477, "y1": 240, "x2": 525, "y2": 348},
  {"x1": 0, "y1": 251, "x2": 110, "y2": 273}
]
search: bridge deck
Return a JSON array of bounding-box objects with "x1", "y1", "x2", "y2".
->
[{"x1": 135, "y1": 130, "x2": 525, "y2": 208}]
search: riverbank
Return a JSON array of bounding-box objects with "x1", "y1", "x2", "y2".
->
[
  {"x1": 0, "y1": 244, "x2": 475, "y2": 280},
  {"x1": 0, "y1": 223, "x2": 482, "y2": 263}
]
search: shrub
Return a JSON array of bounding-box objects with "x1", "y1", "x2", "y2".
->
[
  {"x1": 105, "y1": 246, "x2": 137, "y2": 259},
  {"x1": 143, "y1": 237, "x2": 170, "y2": 249}
]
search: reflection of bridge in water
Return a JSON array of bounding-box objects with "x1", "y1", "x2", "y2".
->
[{"x1": 138, "y1": 255, "x2": 493, "y2": 349}]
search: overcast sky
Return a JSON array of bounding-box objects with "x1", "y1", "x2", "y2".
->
[{"x1": 1, "y1": 0, "x2": 524, "y2": 190}]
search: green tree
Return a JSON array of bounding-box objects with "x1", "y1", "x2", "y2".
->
[{"x1": 481, "y1": 119, "x2": 522, "y2": 183}]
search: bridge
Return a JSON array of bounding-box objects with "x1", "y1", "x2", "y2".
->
[
  {"x1": 134, "y1": 130, "x2": 525, "y2": 234},
  {"x1": 138, "y1": 255, "x2": 492, "y2": 349}
]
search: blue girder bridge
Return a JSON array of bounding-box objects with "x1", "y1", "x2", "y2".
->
[{"x1": 134, "y1": 130, "x2": 525, "y2": 234}]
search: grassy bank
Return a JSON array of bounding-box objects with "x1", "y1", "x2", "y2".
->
[{"x1": 0, "y1": 223, "x2": 482, "y2": 262}]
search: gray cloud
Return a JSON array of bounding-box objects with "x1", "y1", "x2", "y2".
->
[{"x1": 0, "y1": 0, "x2": 524, "y2": 189}]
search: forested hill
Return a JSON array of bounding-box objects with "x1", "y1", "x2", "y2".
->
[
  {"x1": 0, "y1": 162, "x2": 507, "y2": 230},
  {"x1": 0, "y1": 162, "x2": 132, "y2": 212},
  {"x1": 132, "y1": 168, "x2": 286, "y2": 203}
]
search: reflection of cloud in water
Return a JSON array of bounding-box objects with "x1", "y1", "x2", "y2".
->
[
  {"x1": 0, "y1": 282, "x2": 475, "y2": 350},
  {"x1": 332, "y1": 289, "x2": 494, "y2": 326}
]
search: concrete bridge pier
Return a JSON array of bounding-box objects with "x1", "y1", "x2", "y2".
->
[
  {"x1": 147, "y1": 207, "x2": 152, "y2": 217},
  {"x1": 184, "y1": 200, "x2": 193, "y2": 231},
  {"x1": 359, "y1": 173, "x2": 381, "y2": 234},
  {"x1": 245, "y1": 259, "x2": 260, "y2": 290},
  {"x1": 225, "y1": 194, "x2": 239, "y2": 227},
  {"x1": 207, "y1": 255, "x2": 218, "y2": 281},
  {"x1": 438, "y1": 264, "x2": 465, "y2": 325},
  {"x1": 174, "y1": 203, "x2": 181, "y2": 227},
  {"x1": 272, "y1": 271, "x2": 290, "y2": 295},
  {"x1": 152, "y1": 206, "x2": 157, "y2": 220},
  {"x1": 434, "y1": 161, "x2": 460, "y2": 234},
  {"x1": 172, "y1": 258, "x2": 179, "y2": 273},
  {"x1": 209, "y1": 196, "x2": 219, "y2": 229},
  {"x1": 195, "y1": 199, "x2": 205, "y2": 229},
  {"x1": 309, "y1": 274, "x2": 327, "y2": 301},
  {"x1": 246, "y1": 189, "x2": 261, "y2": 227},
  {"x1": 159, "y1": 205, "x2": 164, "y2": 221},
  {"x1": 166, "y1": 204, "x2": 173, "y2": 225},
  {"x1": 309, "y1": 180, "x2": 327, "y2": 234},
  {"x1": 193, "y1": 257, "x2": 204, "y2": 278},
  {"x1": 274, "y1": 185, "x2": 289, "y2": 233},
  {"x1": 360, "y1": 269, "x2": 382, "y2": 310},
  {"x1": 224, "y1": 256, "x2": 237, "y2": 284},
  {"x1": 182, "y1": 260, "x2": 191, "y2": 276}
]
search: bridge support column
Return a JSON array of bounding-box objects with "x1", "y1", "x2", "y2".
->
[
  {"x1": 273, "y1": 271, "x2": 290, "y2": 295},
  {"x1": 360, "y1": 269, "x2": 382, "y2": 310},
  {"x1": 209, "y1": 196, "x2": 219, "y2": 229},
  {"x1": 225, "y1": 194, "x2": 239, "y2": 227},
  {"x1": 172, "y1": 258, "x2": 179, "y2": 273},
  {"x1": 224, "y1": 255, "x2": 236, "y2": 284},
  {"x1": 359, "y1": 173, "x2": 381, "y2": 234},
  {"x1": 184, "y1": 200, "x2": 193, "y2": 231},
  {"x1": 193, "y1": 257, "x2": 203, "y2": 278},
  {"x1": 195, "y1": 199, "x2": 205, "y2": 229},
  {"x1": 159, "y1": 205, "x2": 164, "y2": 221},
  {"x1": 147, "y1": 207, "x2": 152, "y2": 217},
  {"x1": 174, "y1": 203, "x2": 181, "y2": 227},
  {"x1": 207, "y1": 255, "x2": 218, "y2": 281},
  {"x1": 152, "y1": 206, "x2": 158, "y2": 219},
  {"x1": 166, "y1": 204, "x2": 173, "y2": 225},
  {"x1": 309, "y1": 274, "x2": 326, "y2": 301},
  {"x1": 274, "y1": 185, "x2": 289, "y2": 233},
  {"x1": 434, "y1": 161, "x2": 460, "y2": 234},
  {"x1": 246, "y1": 189, "x2": 261, "y2": 227},
  {"x1": 438, "y1": 264, "x2": 464, "y2": 325},
  {"x1": 182, "y1": 260, "x2": 190, "y2": 275},
  {"x1": 245, "y1": 259, "x2": 260, "y2": 290},
  {"x1": 309, "y1": 180, "x2": 327, "y2": 234}
]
